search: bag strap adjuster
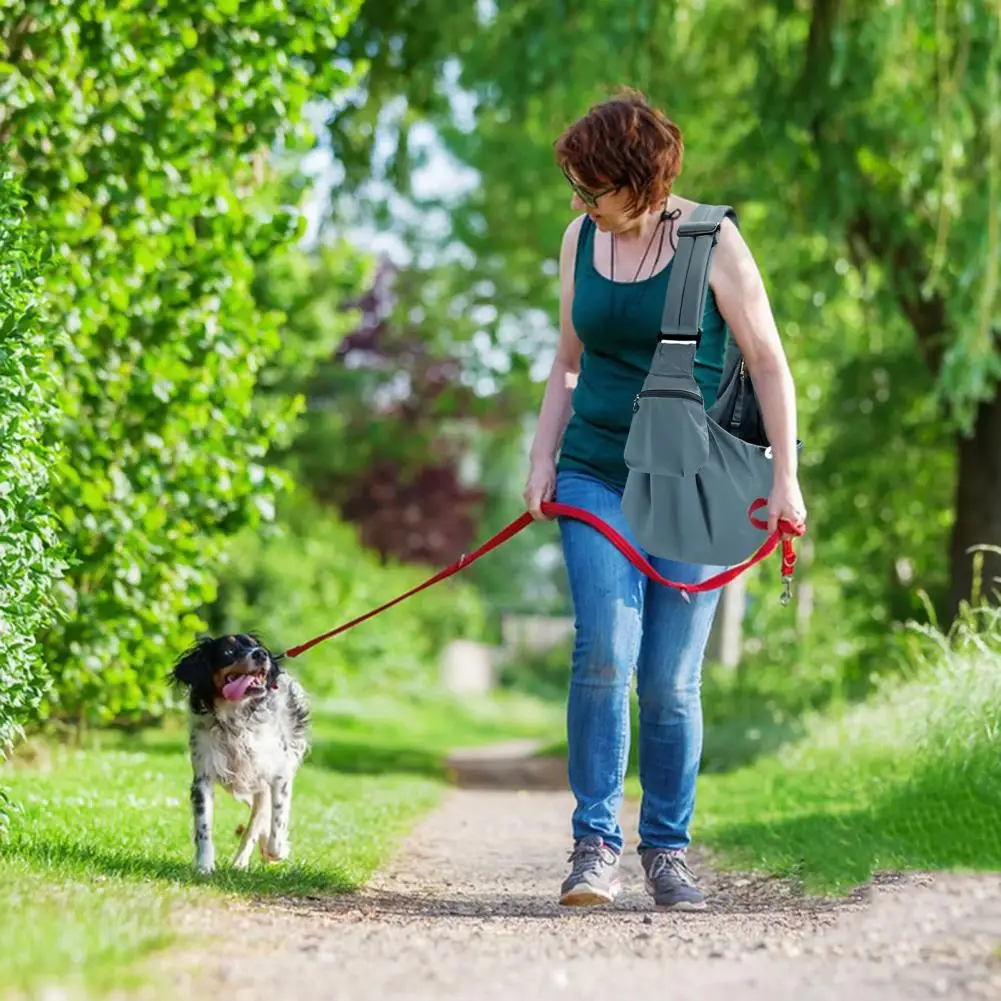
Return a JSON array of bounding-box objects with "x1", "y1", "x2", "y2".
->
[{"x1": 676, "y1": 219, "x2": 723, "y2": 239}]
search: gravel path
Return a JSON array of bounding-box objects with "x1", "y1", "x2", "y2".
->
[{"x1": 158, "y1": 784, "x2": 1001, "y2": 1000}]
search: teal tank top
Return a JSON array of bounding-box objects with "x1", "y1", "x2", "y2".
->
[{"x1": 557, "y1": 215, "x2": 729, "y2": 490}]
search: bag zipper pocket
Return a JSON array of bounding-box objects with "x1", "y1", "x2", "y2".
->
[
  {"x1": 732, "y1": 360, "x2": 747, "y2": 427},
  {"x1": 632, "y1": 387, "x2": 703, "y2": 413}
]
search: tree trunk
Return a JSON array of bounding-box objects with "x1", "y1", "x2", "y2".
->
[
  {"x1": 846, "y1": 208, "x2": 995, "y2": 621},
  {"x1": 949, "y1": 385, "x2": 1001, "y2": 615}
]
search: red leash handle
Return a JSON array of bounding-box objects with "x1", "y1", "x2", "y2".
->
[
  {"x1": 747, "y1": 497, "x2": 801, "y2": 601},
  {"x1": 281, "y1": 498, "x2": 804, "y2": 660}
]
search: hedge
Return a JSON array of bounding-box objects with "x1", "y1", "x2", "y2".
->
[
  {"x1": 1, "y1": 1, "x2": 363, "y2": 725},
  {"x1": 0, "y1": 165, "x2": 63, "y2": 757}
]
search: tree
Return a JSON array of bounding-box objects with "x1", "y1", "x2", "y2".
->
[
  {"x1": 771, "y1": 0, "x2": 1001, "y2": 616},
  {"x1": 254, "y1": 221, "x2": 539, "y2": 566}
]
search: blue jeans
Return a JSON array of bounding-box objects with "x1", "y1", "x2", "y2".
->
[{"x1": 555, "y1": 469, "x2": 723, "y2": 854}]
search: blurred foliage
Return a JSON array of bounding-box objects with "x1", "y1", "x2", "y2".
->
[
  {"x1": 495, "y1": 641, "x2": 570, "y2": 703},
  {"x1": 251, "y1": 234, "x2": 374, "y2": 411},
  {"x1": 0, "y1": 165, "x2": 64, "y2": 756},
  {"x1": 274, "y1": 258, "x2": 493, "y2": 565},
  {"x1": 0, "y1": 0, "x2": 364, "y2": 725},
  {"x1": 205, "y1": 490, "x2": 487, "y2": 699}
]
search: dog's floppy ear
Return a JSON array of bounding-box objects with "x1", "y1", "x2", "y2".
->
[
  {"x1": 171, "y1": 637, "x2": 219, "y2": 715},
  {"x1": 172, "y1": 638, "x2": 212, "y2": 689}
]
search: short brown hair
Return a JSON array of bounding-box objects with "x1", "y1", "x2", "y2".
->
[{"x1": 554, "y1": 88, "x2": 684, "y2": 215}]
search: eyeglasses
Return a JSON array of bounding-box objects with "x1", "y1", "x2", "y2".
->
[{"x1": 561, "y1": 166, "x2": 619, "y2": 208}]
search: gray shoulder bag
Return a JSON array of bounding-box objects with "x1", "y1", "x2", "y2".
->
[{"x1": 621, "y1": 203, "x2": 803, "y2": 572}]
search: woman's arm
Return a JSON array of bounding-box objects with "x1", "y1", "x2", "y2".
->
[
  {"x1": 524, "y1": 215, "x2": 586, "y2": 518},
  {"x1": 709, "y1": 218, "x2": 806, "y2": 531}
]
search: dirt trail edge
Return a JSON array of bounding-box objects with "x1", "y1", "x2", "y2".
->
[{"x1": 157, "y1": 771, "x2": 1001, "y2": 1000}]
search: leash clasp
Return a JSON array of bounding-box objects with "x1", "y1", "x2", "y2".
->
[{"x1": 779, "y1": 574, "x2": 793, "y2": 606}]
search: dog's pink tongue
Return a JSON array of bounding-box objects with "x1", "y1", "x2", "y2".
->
[{"x1": 222, "y1": 674, "x2": 255, "y2": 701}]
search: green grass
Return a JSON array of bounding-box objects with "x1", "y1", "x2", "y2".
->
[
  {"x1": 689, "y1": 646, "x2": 1001, "y2": 894},
  {"x1": 0, "y1": 690, "x2": 561, "y2": 998}
]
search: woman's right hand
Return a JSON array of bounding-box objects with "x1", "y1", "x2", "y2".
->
[{"x1": 523, "y1": 457, "x2": 557, "y2": 520}]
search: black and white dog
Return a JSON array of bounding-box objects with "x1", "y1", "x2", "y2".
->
[{"x1": 172, "y1": 633, "x2": 309, "y2": 873}]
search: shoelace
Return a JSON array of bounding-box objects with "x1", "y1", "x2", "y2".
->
[
  {"x1": 567, "y1": 841, "x2": 615, "y2": 876},
  {"x1": 647, "y1": 851, "x2": 697, "y2": 887}
]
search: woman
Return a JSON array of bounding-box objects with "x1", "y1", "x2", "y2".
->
[{"x1": 524, "y1": 89, "x2": 806, "y2": 911}]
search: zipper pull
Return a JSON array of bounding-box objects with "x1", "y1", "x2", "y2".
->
[{"x1": 632, "y1": 394, "x2": 641, "y2": 413}]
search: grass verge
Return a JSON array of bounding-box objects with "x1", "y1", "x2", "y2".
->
[
  {"x1": 0, "y1": 690, "x2": 561, "y2": 998},
  {"x1": 690, "y1": 640, "x2": 1001, "y2": 894}
]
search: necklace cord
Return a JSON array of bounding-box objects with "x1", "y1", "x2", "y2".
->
[{"x1": 610, "y1": 201, "x2": 680, "y2": 282}]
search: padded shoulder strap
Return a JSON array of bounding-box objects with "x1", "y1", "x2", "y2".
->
[{"x1": 660, "y1": 204, "x2": 738, "y2": 341}]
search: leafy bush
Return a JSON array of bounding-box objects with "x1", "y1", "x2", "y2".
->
[
  {"x1": 206, "y1": 492, "x2": 488, "y2": 699},
  {"x1": 0, "y1": 166, "x2": 64, "y2": 758},
  {"x1": 0, "y1": 2, "x2": 363, "y2": 725}
]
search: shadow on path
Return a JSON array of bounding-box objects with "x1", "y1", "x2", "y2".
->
[
  {"x1": 256, "y1": 868, "x2": 878, "y2": 924},
  {"x1": 443, "y1": 739, "x2": 568, "y2": 791}
]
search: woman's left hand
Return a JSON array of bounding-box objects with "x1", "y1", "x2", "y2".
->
[{"x1": 768, "y1": 475, "x2": 807, "y2": 536}]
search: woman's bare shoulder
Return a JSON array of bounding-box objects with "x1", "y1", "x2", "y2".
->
[
  {"x1": 562, "y1": 212, "x2": 587, "y2": 244},
  {"x1": 559, "y1": 213, "x2": 587, "y2": 268},
  {"x1": 667, "y1": 192, "x2": 701, "y2": 219}
]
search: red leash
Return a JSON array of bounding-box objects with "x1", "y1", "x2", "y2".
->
[{"x1": 278, "y1": 498, "x2": 803, "y2": 661}]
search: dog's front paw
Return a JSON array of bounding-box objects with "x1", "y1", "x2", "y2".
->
[{"x1": 195, "y1": 850, "x2": 216, "y2": 874}]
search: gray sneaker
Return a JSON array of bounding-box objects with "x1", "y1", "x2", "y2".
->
[
  {"x1": 640, "y1": 848, "x2": 706, "y2": 911},
  {"x1": 559, "y1": 835, "x2": 621, "y2": 906}
]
